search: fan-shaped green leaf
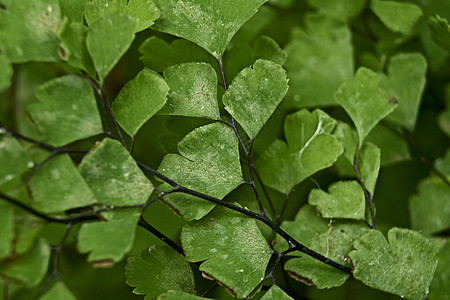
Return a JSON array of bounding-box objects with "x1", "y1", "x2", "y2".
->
[
  {"x1": 86, "y1": 12, "x2": 136, "y2": 81},
  {"x1": 59, "y1": 0, "x2": 89, "y2": 23},
  {"x1": 181, "y1": 205, "x2": 272, "y2": 298},
  {"x1": 349, "y1": 228, "x2": 438, "y2": 300},
  {"x1": 0, "y1": 0, "x2": 61, "y2": 63},
  {"x1": 306, "y1": 0, "x2": 366, "y2": 21},
  {"x1": 429, "y1": 15, "x2": 450, "y2": 52},
  {"x1": 371, "y1": 0, "x2": 423, "y2": 34},
  {"x1": 309, "y1": 181, "x2": 365, "y2": 220},
  {"x1": 261, "y1": 285, "x2": 293, "y2": 300},
  {"x1": 439, "y1": 108, "x2": 450, "y2": 137},
  {"x1": 29, "y1": 154, "x2": 96, "y2": 213},
  {"x1": 0, "y1": 53, "x2": 12, "y2": 92},
  {"x1": 0, "y1": 137, "x2": 31, "y2": 188},
  {"x1": 39, "y1": 282, "x2": 76, "y2": 300},
  {"x1": 258, "y1": 109, "x2": 343, "y2": 194},
  {"x1": 222, "y1": 59, "x2": 288, "y2": 138},
  {"x1": 158, "y1": 123, "x2": 242, "y2": 220},
  {"x1": 159, "y1": 63, "x2": 219, "y2": 118},
  {"x1": 157, "y1": 291, "x2": 208, "y2": 300},
  {"x1": 112, "y1": 69, "x2": 169, "y2": 136},
  {"x1": 284, "y1": 15, "x2": 353, "y2": 107},
  {"x1": 126, "y1": 245, "x2": 195, "y2": 299},
  {"x1": 28, "y1": 75, "x2": 103, "y2": 147},
  {"x1": 429, "y1": 240, "x2": 450, "y2": 300},
  {"x1": 0, "y1": 202, "x2": 14, "y2": 259},
  {"x1": 334, "y1": 67, "x2": 397, "y2": 143},
  {"x1": 151, "y1": 0, "x2": 267, "y2": 58},
  {"x1": 358, "y1": 143, "x2": 380, "y2": 195},
  {"x1": 274, "y1": 205, "x2": 368, "y2": 288}
]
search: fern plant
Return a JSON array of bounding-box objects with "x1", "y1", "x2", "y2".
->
[{"x1": 0, "y1": 0, "x2": 449, "y2": 299}]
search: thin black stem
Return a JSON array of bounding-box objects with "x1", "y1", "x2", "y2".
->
[
  {"x1": 129, "y1": 136, "x2": 136, "y2": 155},
  {"x1": 201, "y1": 283, "x2": 219, "y2": 297},
  {"x1": 277, "y1": 190, "x2": 292, "y2": 225},
  {"x1": 16, "y1": 150, "x2": 59, "y2": 189},
  {"x1": 138, "y1": 216, "x2": 184, "y2": 255},
  {"x1": 247, "y1": 141, "x2": 266, "y2": 216},
  {"x1": 84, "y1": 73, "x2": 112, "y2": 136},
  {"x1": 353, "y1": 147, "x2": 376, "y2": 229},
  {"x1": 253, "y1": 165, "x2": 277, "y2": 219},
  {"x1": 216, "y1": 57, "x2": 228, "y2": 91},
  {"x1": 218, "y1": 118, "x2": 249, "y2": 155}
]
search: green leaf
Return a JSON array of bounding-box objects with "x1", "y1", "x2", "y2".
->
[
  {"x1": 28, "y1": 75, "x2": 103, "y2": 147},
  {"x1": 275, "y1": 205, "x2": 368, "y2": 288},
  {"x1": 157, "y1": 291, "x2": 207, "y2": 300},
  {"x1": 222, "y1": 59, "x2": 288, "y2": 138},
  {"x1": 38, "y1": 282, "x2": 77, "y2": 300},
  {"x1": 261, "y1": 285, "x2": 293, "y2": 300},
  {"x1": 158, "y1": 123, "x2": 242, "y2": 220},
  {"x1": 79, "y1": 138, "x2": 153, "y2": 206},
  {"x1": 358, "y1": 143, "x2": 381, "y2": 195},
  {"x1": 253, "y1": 36, "x2": 288, "y2": 66},
  {"x1": 308, "y1": 181, "x2": 365, "y2": 220},
  {"x1": 58, "y1": 20, "x2": 96, "y2": 76},
  {"x1": 0, "y1": 53, "x2": 12, "y2": 92},
  {"x1": 181, "y1": 205, "x2": 272, "y2": 298},
  {"x1": 151, "y1": 0, "x2": 267, "y2": 58},
  {"x1": 0, "y1": 0, "x2": 61, "y2": 63},
  {"x1": 0, "y1": 238, "x2": 50, "y2": 287},
  {"x1": 334, "y1": 67, "x2": 397, "y2": 144},
  {"x1": 0, "y1": 137, "x2": 31, "y2": 188},
  {"x1": 159, "y1": 62, "x2": 220, "y2": 119},
  {"x1": 429, "y1": 240, "x2": 450, "y2": 300},
  {"x1": 334, "y1": 122, "x2": 358, "y2": 163},
  {"x1": 410, "y1": 177, "x2": 450, "y2": 235},
  {"x1": 86, "y1": 12, "x2": 136, "y2": 81},
  {"x1": 371, "y1": 0, "x2": 423, "y2": 34},
  {"x1": 0, "y1": 202, "x2": 14, "y2": 259},
  {"x1": 126, "y1": 245, "x2": 195, "y2": 299},
  {"x1": 59, "y1": 0, "x2": 89, "y2": 23},
  {"x1": 284, "y1": 14, "x2": 354, "y2": 107},
  {"x1": 84, "y1": 0, "x2": 160, "y2": 33},
  {"x1": 29, "y1": 154, "x2": 97, "y2": 213},
  {"x1": 138, "y1": 36, "x2": 215, "y2": 73},
  {"x1": 381, "y1": 53, "x2": 427, "y2": 130},
  {"x1": 350, "y1": 228, "x2": 438, "y2": 299},
  {"x1": 258, "y1": 109, "x2": 343, "y2": 194},
  {"x1": 439, "y1": 108, "x2": 450, "y2": 137},
  {"x1": 306, "y1": 0, "x2": 366, "y2": 21},
  {"x1": 78, "y1": 210, "x2": 140, "y2": 263},
  {"x1": 429, "y1": 15, "x2": 450, "y2": 52},
  {"x1": 112, "y1": 68, "x2": 169, "y2": 136}
]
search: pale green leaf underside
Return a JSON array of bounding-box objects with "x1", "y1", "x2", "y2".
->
[
  {"x1": 285, "y1": 14, "x2": 353, "y2": 107},
  {"x1": 160, "y1": 62, "x2": 220, "y2": 118},
  {"x1": 382, "y1": 53, "x2": 427, "y2": 130},
  {"x1": 349, "y1": 228, "x2": 438, "y2": 300},
  {"x1": 126, "y1": 245, "x2": 195, "y2": 299},
  {"x1": 0, "y1": 203, "x2": 14, "y2": 259},
  {"x1": 113, "y1": 68, "x2": 169, "y2": 136},
  {"x1": 158, "y1": 123, "x2": 242, "y2": 220},
  {"x1": 261, "y1": 285, "x2": 293, "y2": 300},
  {"x1": 0, "y1": 0, "x2": 61, "y2": 63},
  {"x1": 84, "y1": 0, "x2": 160, "y2": 33},
  {"x1": 334, "y1": 67, "x2": 397, "y2": 143},
  {"x1": 38, "y1": 282, "x2": 77, "y2": 300},
  {"x1": 258, "y1": 109, "x2": 343, "y2": 194},
  {"x1": 30, "y1": 154, "x2": 97, "y2": 213},
  {"x1": 275, "y1": 205, "x2": 368, "y2": 288},
  {"x1": 0, "y1": 137, "x2": 31, "y2": 188},
  {"x1": 359, "y1": 143, "x2": 380, "y2": 195},
  {"x1": 86, "y1": 12, "x2": 136, "y2": 81},
  {"x1": 0, "y1": 239, "x2": 50, "y2": 288},
  {"x1": 371, "y1": 0, "x2": 423, "y2": 34},
  {"x1": 79, "y1": 138, "x2": 153, "y2": 206},
  {"x1": 28, "y1": 75, "x2": 103, "y2": 147},
  {"x1": 0, "y1": 54, "x2": 13, "y2": 92},
  {"x1": 181, "y1": 205, "x2": 272, "y2": 298},
  {"x1": 151, "y1": 0, "x2": 267, "y2": 58},
  {"x1": 308, "y1": 181, "x2": 365, "y2": 220},
  {"x1": 78, "y1": 210, "x2": 140, "y2": 263},
  {"x1": 223, "y1": 59, "x2": 288, "y2": 138}
]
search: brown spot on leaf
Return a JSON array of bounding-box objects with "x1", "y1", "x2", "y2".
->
[
  {"x1": 92, "y1": 259, "x2": 114, "y2": 268},
  {"x1": 288, "y1": 271, "x2": 313, "y2": 286},
  {"x1": 389, "y1": 97, "x2": 398, "y2": 104},
  {"x1": 209, "y1": 217, "x2": 215, "y2": 221},
  {"x1": 201, "y1": 272, "x2": 237, "y2": 297}
]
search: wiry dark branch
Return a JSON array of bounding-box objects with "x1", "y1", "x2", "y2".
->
[
  {"x1": 138, "y1": 216, "x2": 184, "y2": 255},
  {"x1": 278, "y1": 189, "x2": 293, "y2": 225},
  {"x1": 252, "y1": 164, "x2": 277, "y2": 219},
  {"x1": 353, "y1": 147, "x2": 376, "y2": 229}
]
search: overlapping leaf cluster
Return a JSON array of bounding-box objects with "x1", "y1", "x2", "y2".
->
[{"x1": 0, "y1": 0, "x2": 449, "y2": 299}]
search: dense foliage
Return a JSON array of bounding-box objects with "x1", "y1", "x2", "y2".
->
[{"x1": 0, "y1": 0, "x2": 449, "y2": 299}]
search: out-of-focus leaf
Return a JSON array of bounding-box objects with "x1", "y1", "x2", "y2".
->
[
  {"x1": 0, "y1": 53, "x2": 12, "y2": 92},
  {"x1": 112, "y1": 68, "x2": 169, "y2": 136},
  {"x1": 159, "y1": 63, "x2": 219, "y2": 118},
  {"x1": 29, "y1": 154, "x2": 97, "y2": 213},
  {"x1": 429, "y1": 15, "x2": 450, "y2": 52},
  {"x1": 59, "y1": 0, "x2": 89, "y2": 23},
  {"x1": 0, "y1": 0, "x2": 61, "y2": 63},
  {"x1": 253, "y1": 36, "x2": 287, "y2": 65},
  {"x1": 0, "y1": 202, "x2": 14, "y2": 259},
  {"x1": 258, "y1": 109, "x2": 343, "y2": 194},
  {"x1": 308, "y1": 181, "x2": 365, "y2": 220},
  {"x1": 0, "y1": 137, "x2": 31, "y2": 188},
  {"x1": 274, "y1": 205, "x2": 368, "y2": 288},
  {"x1": 358, "y1": 143, "x2": 380, "y2": 195},
  {"x1": 158, "y1": 123, "x2": 242, "y2": 220},
  {"x1": 429, "y1": 240, "x2": 450, "y2": 300},
  {"x1": 181, "y1": 205, "x2": 272, "y2": 298},
  {"x1": 439, "y1": 108, "x2": 450, "y2": 137},
  {"x1": 28, "y1": 75, "x2": 103, "y2": 147},
  {"x1": 334, "y1": 122, "x2": 358, "y2": 163},
  {"x1": 39, "y1": 282, "x2": 77, "y2": 300},
  {"x1": 157, "y1": 291, "x2": 207, "y2": 300},
  {"x1": 261, "y1": 285, "x2": 293, "y2": 299},
  {"x1": 86, "y1": 12, "x2": 136, "y2": 81},
  {"x1": 335, "y1": 67, "x2": 397, "y2": 143},
  {"x1": 306, "y1": 0, "x2": 366, "y2": 21},
  {"x1": 126, "y1": 245, "x2": 195, "y2": 299},
  {"x1": 371, "y1": 0, "x2": 423, "y2": 34},
  {"x1": 284, "y1": 15, "x2": 353, "y2": 107},
  {"x1": 223, "y1": 59, "x2": 288, "y2": 138}
]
